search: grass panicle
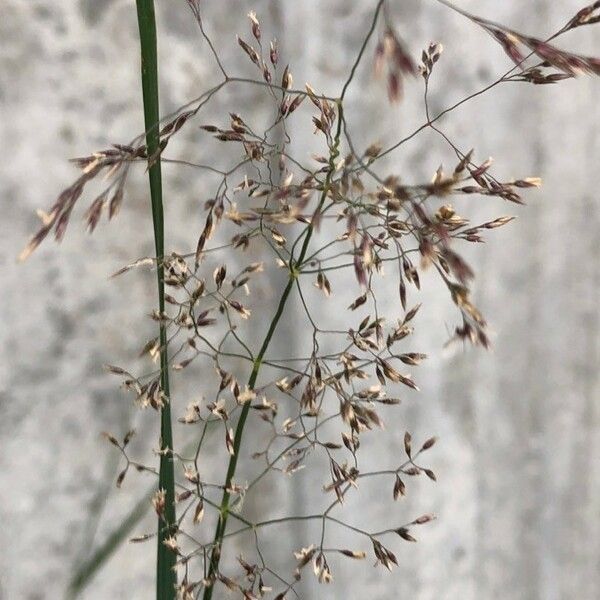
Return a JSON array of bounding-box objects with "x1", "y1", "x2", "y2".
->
[{"x1": 19, "y1": 1, "x2": 600, "y2": 598}]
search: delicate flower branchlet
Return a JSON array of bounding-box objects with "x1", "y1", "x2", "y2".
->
[{"x1": 375, "y1": 26, "x2": 417, "y2": 102}]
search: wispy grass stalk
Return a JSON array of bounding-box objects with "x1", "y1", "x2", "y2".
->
[
  {"x1": 202, "y1": 101, "x2": 344, "y2": 599},
  {"x1": 201, "y1": 7, "x2": 385, "y2": 594}
]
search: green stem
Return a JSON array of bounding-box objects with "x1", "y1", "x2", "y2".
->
[
  {"x1": 134, "y1": 2, "x2": 177, "y2": 599},
  {"x1": 202, "y1": 103, "x2": 343, "y2": 600},
  {"x1": 68, "y1": 487, "x2": 154, "y2": 598}
]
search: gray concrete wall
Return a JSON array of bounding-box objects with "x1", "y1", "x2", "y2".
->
[{"x1": 1, "y1": 1, "x2": 599, "y2": 598}]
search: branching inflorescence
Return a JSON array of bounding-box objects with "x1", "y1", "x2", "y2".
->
[{"x1": 21, "y1": 1, "x2": 600, "y2": 598}]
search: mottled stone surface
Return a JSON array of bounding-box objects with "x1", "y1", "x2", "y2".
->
[{"x1": 1, "y1": 1, "x2": 599, "y2": 599}]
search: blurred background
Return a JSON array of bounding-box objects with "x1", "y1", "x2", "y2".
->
[{"x1": 1, "y1": 0, "x2": 599, "y2": 598}]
